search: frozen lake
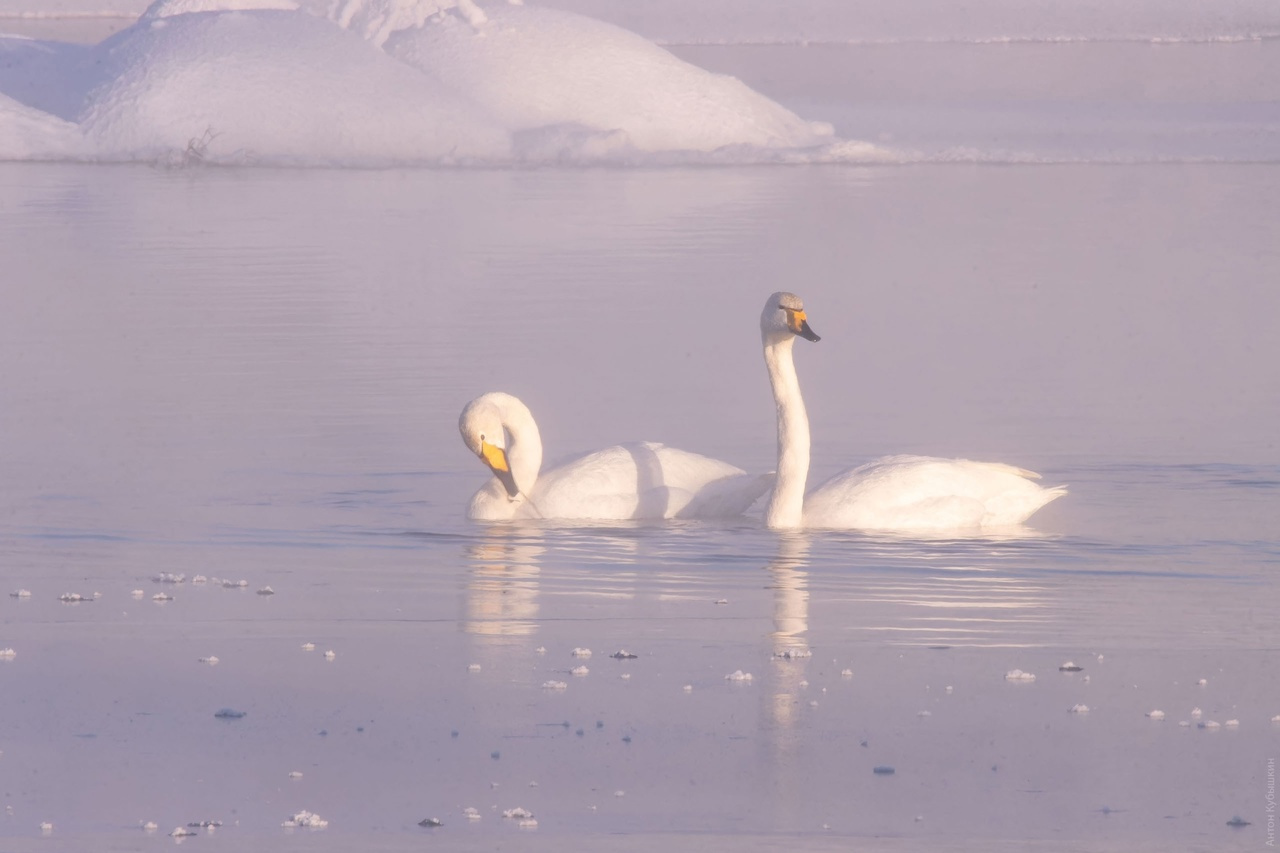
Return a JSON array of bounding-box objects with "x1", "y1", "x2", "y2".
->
[{"x1": 2, "y1": 32, "x2": 1279, "y2": 853}]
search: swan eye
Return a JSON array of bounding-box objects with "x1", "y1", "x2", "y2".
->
[{"x1": 479, "y1": 433, "x2": 485, "y2": 442}]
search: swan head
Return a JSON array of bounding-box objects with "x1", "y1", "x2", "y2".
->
[
  {"x1": 762, "y1": 291, "x2": 820, "y2": 346},
  {"x1": 459, "y1": 396, "x2": 521, "y2": 499}
]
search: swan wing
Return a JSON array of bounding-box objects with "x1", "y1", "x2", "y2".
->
[{"x1": 804, "y1": 454, "x2": 1066, "y2": 531}]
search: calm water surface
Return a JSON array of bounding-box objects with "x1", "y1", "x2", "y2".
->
[{"x1": 1, "y1": 151, "x2": 1278, "y2": 848}]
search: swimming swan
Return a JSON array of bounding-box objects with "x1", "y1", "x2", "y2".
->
[
  {"x1": 459, "y1": 392, "x2": 774, "y2": 521},
  {"x1": 760, "y1": 292, "x2": 1066, "y2": 532}
]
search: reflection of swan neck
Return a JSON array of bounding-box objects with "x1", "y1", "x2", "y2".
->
[{"x1": 764, "y1": 336, "x2": 809, "y2": 529}]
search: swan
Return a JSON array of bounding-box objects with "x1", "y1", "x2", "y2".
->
[
  {"x1": 459, "y1": 391, "x2": 773, "y2": 521},
  {"x1": 760, "y1": 291, "x2": 1066, "y2": 532}
]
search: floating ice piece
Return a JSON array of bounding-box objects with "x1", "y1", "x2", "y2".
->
[
  {"x1": 1198, "y1": 720, "x2": 1221, "y2": 729},
  {"x1": 464, "y1": 807, "x2": 481, "y2": 821},
  {"x1": 775, "y1": 648, "x2": 812, "y2": 659},
  {"x1": 1178, "y1": 720, "x2": 1191, "y2": 727},
  {"x1": 619, "y1": 672, "x2": 630, "y2": 680},
  {"x1": 1272, "y1": 715, "x2": 1280, "y2": 723},
  {"x1": 682, "y1": 684, "x2": 693, "y2": 693},
  {"x1": 10, "y1": 590, "x2": 32, "y2": 598},
  {"x1": 571, "y1": 666, "x2": 589, "y2": 677},
  {"x1": 152, "y1": 593, "x2": 173, "y2": 602},
  {"x1": 198, "y1": 656, "x2": 219, "y2": 665},
  {"x1": 0, "y1": 649, "x2": 15, "y2": 660},
  {"x1": 283, "y1": 810, "x2": 328, "y2": 829},
  {"x1": 170, "y1": 827, "x2": 195, "y2": 837},
  {"x1": 945, "y1": 685, "x2": 954, "y2": 694},
  {"x1": 1069, "y1": 704, "x2": 1089, "y2": 714},
  {"x1": 841, "y1": 669, "x2": 853, "y2": 678},
  {"x1": 93, "y1": 591, "x2": 103, "y2": 599},
  {"x1": 535, "y1": 646, "x2": 546, "y2": 654},
  {"x1": 467, "y1": 663, "x2": 481, "y2": 673},
  {"x1": 58, "y1": 593, "x2": 88, "y2": 602},
  {"x1": 724, "y1": 670, "x2": 754, "y2": 683},
  {"x1": 1227, "y1": 816, "x2": 1251, "y2": 827},
  {"x1": 873, "y1": 766, "x2": 896, "y2": 775},
  {"x1": 154, "y1": 572, "x2": 185, "y2": 584},
  {"x1": 131, "y1": 589, "x2": 145, "y2": 597},
  {"x1": 39, "y1": 822, "x2": 53, "y2": 832},
  {"x1": 257, "y1": 586, "x2": 274, "y2": 595},
  {"x1": 614, "y1": 790, "x2": 625, "y2": 797},
  {"x1": 1197, "y1": 678, "x2": 1208, "y2": 686},
  {"x1": 288, "y1": 771, "x2": 303, "y2": 779},
  {"x1": 187, "y1": 820, "x2": 222, "y2": 828},
  {"x1": 192, "y1": 575, "x2": 208, "y2": 584},
  {"x1": 528, "y1": 781, "x2": 538, "y2": 788},
  {"x1": 518, "y1": 818, "x2": 538, "y2": 829},
  {"x1": 1225, "y1": 719, "x2": 1240, "y2": 728},
  {"x1": 301, "y1": 643, "x2": 316, "y2": 652},
  {"x1": 610, "y1": 650, "x2": 638, "y2": 659},
  {"x1": 1004, "y1": 669, "x2": 1036, "y2": 682},
  {"x1": 214, "y1": 708, "x2": 247, "y2": 719},
  {"x1": 1191, "y1": 707, "x2": 1203, "y2": 719},
  {"x1": 1058, "y1": 661, "x2": 1083, "y2": 672},
  {"x1": 1146, "y1": 710, "x2": 1166, "y2": 720},
  {"x1": 714, "y1": 599, "x2": 728, "y2": 605},
  {"x1": 502, "y1": 807, "x2": 533, "y2": 819},
  {"x1": 798, "y1": 680, "x2": 809, "y2": 689},
  {"x1": 542, "y1": 680, "x2": 567, "y2": 690},
  {"x1": 323, "y1": 650, "x2": 336, "y2": 660},
  {"x1": 222, "y1": 579, "x2": 249, "y2": 588},
  {"x1": 918, "y1": 710, "x2": 932, "y2": 717},
  {"x1": 571, "y1": 648, "x2": 592, "y2": 658},
  {"x1": 418, "y1": 817, "x2": 443, "y2": 827},
  {"x1": 142, "y1": 821, "x2": 158, "y2": 832}
]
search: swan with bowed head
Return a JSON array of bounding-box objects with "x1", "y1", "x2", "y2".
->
[{"x1": 759, "y1": 291, "x2": 1065, "y2": 531}]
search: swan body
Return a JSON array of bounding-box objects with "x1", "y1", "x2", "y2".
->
[
  {"x1": 760, "y1": 292, "x2": 1066, "y2": 532},
  {"x1": 460, "y1": 392, "x2": 772, "y2": 521}
]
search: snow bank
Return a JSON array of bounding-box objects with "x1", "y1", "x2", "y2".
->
[{"x1": 0, "y1": 0, "x2": 837, "y2": 166}]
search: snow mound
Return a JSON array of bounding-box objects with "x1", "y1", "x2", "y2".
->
[
  {"x1": 0, "y1": 91, "x2": 87, "y2": 160},
  {"x1": 387, "y1": 3, "x2": 832, "y2": 157},
  {"x1": 79, "y1": 9, "x2": 510, "y2": 164}
]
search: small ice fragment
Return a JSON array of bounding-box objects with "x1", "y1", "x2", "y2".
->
[
  {"x1": 1146, "y1": 710, "x2": 1165, "y2": 720},
  {"x1": 1178, "y1": 720, "x2": 1191, "y2": 727},
  {"x1": 502, "y1": 807, "x2": 533, "y2": 819},
  {"x1": 775, "y1": 648, "x2": 812, "y2": 659},
  {"x1": 799, "y1": 680, "x2": 809, "y2": 689},
  {"x1": 1225, "y1": 719, "x2": 1240, "y2": 727},
  {"x1": 142, "y1": 821, "x2": 158, "y2": 832},
  {"x1": 301, "y1": 643, "x2": 315, "y2": 652},
  {"x1": 170, "y1": 827, "x2": 195, "y2": 837},
  {"x1": 1272, "y1": 715, "x2": 1280, "y2": 723},
  {"x1": 1198, "y1": 720, "x2": 1221, "y2": 729},
  {"x1": 1227, "y1": 816, "x2": 1251, "y2": 827},
  {"x1": 518, "y1": 818, "x2": 538, "y2": 829},
  {"x1": 809, "y1": 700, "x2": 819, "y2": 708},
  {"x1": 152, "y1": 593, "x2": 173, "y2": 602},
  {"x1": 59, "y1": 593, "x2": 87, "y2": 602},
  {"x1": 614, "y1": 790, "x2": 625, "y2": 797},
  {"x1": 418, "y1": 817, "x2": 443, "y2": 827},
  {"x1": 323, "y1": 650, "x2": 336, "y2": 660},
  {"x1": 611, "y1": 650, "x2": 638, "y2": 659},
  {"x1": 187, "y1": 820, "x2": 222, "y2": 828},
  {"x1": 873, "y1": 766, "x2": 895, "y2": 775},
  {"x1": 192, "y1": 575, "x2": 208, "y2": 584},
  {"x1": 288, "y1": 771, "x2": 303, "y2": 779},
  {"x1": 92, "y1": 591, "x2": 102, "y2": 599},
  {"x1": 0, "y1": 648, "x2": 15, "y2": 660},
  {"x1": 724, "y1": 670, "x2": 753, "y2": 682},
  {"x1": 1191, "y1": 707, "x2": 1203, "y2": 719},
  {"x1": 682, "y1": 684, "x2": 693, "y2": 693},
  {"x1": 542, "y1": 680, "x2": 567, "y2": 690},
  {"x1": 214, "y1": 708, "x2": 246, "y2": 719},
  {"x1": 528, "y1": 781, "x2": 538, "y2": 787},
  {"x1": 918, "y1": 710, "x2": 932, "y2": 717},
  {"x1": 1058, "y1": 661, "x2": 1083, "y2": 672},
  {"x1": 571, "y1": 647, "x2": 592, "y2": 658},
  {"x1": 945, "y1": 685, "x2": 954, "y2": 694},
  {"x1": 153, "y1": 572, "x2": 185, "y2": 584},
  {"x1": 40, "y1": 822, "x2": 53, "y2": 833},
  {"x1": 841, "y1": 669, "x2": 853, "y2": 678},
  {"x1": 619, "y1": 673, "x2": 630, "y2": 680},
  {"x1": 467, "y1": 663, "x2": 481, "y2": 673},
  {"x1": 464, "y1": 807, "x2": 481, "y2": 821},
  {"x1": 198, "y1": 656, "x2": 219, "y2": 665},
  {"x1": 130, "y1": 589, "x2": 144, "y2": 598},
  {"x1": 571, "y1": 666, "x2": 589, "y2": 677},
  {"x1": 1069, "y1": 704, "x2": 1089, "y2": 714},
  {"x1": 1004, "y1": 669, "x2": 1036, "y2": 682},
  {"x1": 714, "y1": 598, "x2": 728, "y2": 605},
  {"x1": 10, "y1": 589, "x2": 31, "y2": 598},
  {"x1": 222, "y1": 579, "x2": 249, "y2": 588},
  {"x1": 257, "y1": 586, "x2": 274, "y2": 596},
  {"x1": 1197, "y1": 678, "x2": 1208, "y2": 686},
  {"x1": 535, "y1": 646, "x2": 546, "y2": 654},
  {"x1": 284, "y1": 810, "x2": 327, "y2": 829}
]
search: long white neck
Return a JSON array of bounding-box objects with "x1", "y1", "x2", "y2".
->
[
  {"x1": 763, "y1": 336, "x2": 809, "y2": 529},
  {"x1": 494, "y1": 393, "x2": 543, "y2": 498}
]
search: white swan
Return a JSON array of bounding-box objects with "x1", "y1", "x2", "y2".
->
[
  {"x1": 760, "y1": 292, "x2": 1066, "y2": 532},
  {"x1": 459, "y1": 391, "x2": 773, "y2": 521}
]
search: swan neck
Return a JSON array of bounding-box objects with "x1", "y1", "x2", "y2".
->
[
  {"x1": 499, "y1": 397, "x2": 543, "y2": 497},
  {"x1": 764, "y1": 337, "x2": 809, "y2": 529}
]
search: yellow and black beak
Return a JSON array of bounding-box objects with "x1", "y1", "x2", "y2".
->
[
  {"x1": 480, "y1": 441, "x2": 520, "y2": 498},
  {"x1": 787, "y1": 308, "x2": 821, "y2": 342}
]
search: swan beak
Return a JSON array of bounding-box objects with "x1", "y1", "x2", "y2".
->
[
  {"x1": 480, "y1": 441, "x2": 520, "y2": 498},
  {"x1": 788, "y1": 309, "x2": 821, "y2": 342}
]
